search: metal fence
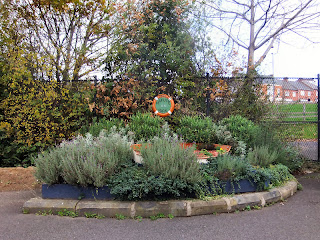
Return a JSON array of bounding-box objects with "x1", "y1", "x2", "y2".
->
[
  {"x1": 57, "y1": 74, "x2": 320, "y2": 161},
  {"x1": 262, "y1": 75, "x2": 319, "y2": 161}
]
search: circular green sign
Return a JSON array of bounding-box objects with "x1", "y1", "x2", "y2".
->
[{"x1": 155, "y1": 97, "x2": 171, "y2": 113}]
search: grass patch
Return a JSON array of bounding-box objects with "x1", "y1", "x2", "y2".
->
[
  {"x1": 276, "y1": 123, "x2": 317, "y2": 140},
  {"x1": 270, "y1": 103, "x2": 317, "y2": 122},
  {"x1": 273, "y1": 103, "x2": 317, "y2": 113}
]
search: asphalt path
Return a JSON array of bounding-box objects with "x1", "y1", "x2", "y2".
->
[{"x1": 0, "y1": 174, "x2": 319, "y2": 240}]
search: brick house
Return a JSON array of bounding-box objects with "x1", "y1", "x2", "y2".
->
[{"x1": 262, "y1": 78, "x2": 318, "y2": 103}]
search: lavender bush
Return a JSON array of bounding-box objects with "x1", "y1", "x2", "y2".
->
[{"x1": 34, "y1": 129, "x2": 133, "y2": 187}]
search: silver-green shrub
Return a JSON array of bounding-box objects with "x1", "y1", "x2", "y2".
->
[
  {"x1": 140, "y1": 136, "x2": 201, "y2": 184},
  {"x1": 214, "y1": 125, "x2": 247, "y2": 156},
  {"x1": 247, "y1": 145, "x2": 279, "y2": 167},
  {"x1": 34, "y1": 129, "x2": 133, "y2": 187},
  {"x1": 34, "y1": 147, "x2": 64, "y2": 185},
  {"x1": 213, "y1": 154, "x2": 249, "y2": 179}
]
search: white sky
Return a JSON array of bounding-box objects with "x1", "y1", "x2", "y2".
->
[{"x1": 264, "y1": 42, "x2": 320, "y2": 79}]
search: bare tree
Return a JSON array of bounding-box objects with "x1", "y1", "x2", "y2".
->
[
  {"x1": 11, "y1": 0, "x2": 118, "y2": 82},
  {"x1": 198, "y1": 0, "x2": 320, "y2": 73}
]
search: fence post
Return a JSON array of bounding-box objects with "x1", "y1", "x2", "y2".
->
[
  {"x1": 206, "y1": 73, "x2": 210, "y2": 117},
  {"x1": 303, "y1": 103, "x2": 306, "y2": 121},
  {"x1": 317, "y1": 74, "x2": 320, "y2": 162}
]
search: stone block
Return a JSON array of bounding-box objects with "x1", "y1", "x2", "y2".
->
[
  {"x1": 76, "y1": 200, "x2": 133, "y2": 218},
  {"x1": 190, "y1": 199, "x2": 228, "y2": 215},
  {"x1": 261, "y1": 190, "x2": 281, "y2": 205},
  {"x1": 134, "y1": 200, "x2": 189, "y2": 218},
  {"x1": 232, "y1": 193, "x2": 262, "y2": 210},
  {"x1": 278, "y1": 181, "x2": 297, "y2": 200},
  {"x1": 23, "y1": 197, "x2": 78, "y2": 214}
]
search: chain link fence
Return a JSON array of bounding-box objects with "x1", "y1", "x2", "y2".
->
[
  {"x1": 63, "y1": 75, "x2": 320, "y2": 161},
  {"x1": 263, "y1": 76, "x2": 319, "y2": 161}
]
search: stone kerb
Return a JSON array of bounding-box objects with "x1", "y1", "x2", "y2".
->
[{"x1": 23, "y1": 181, "x2": 298, "y2": 218}]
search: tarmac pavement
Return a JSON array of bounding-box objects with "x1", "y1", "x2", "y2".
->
[{"x1": 0, "y1": 173, "x2": 319, "y2": 240}]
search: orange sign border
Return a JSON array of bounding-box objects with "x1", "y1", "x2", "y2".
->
[{"x1": 152, "y1": 94, "x2": 175, "y2": 117}]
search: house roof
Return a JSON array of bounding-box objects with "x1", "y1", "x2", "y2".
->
[
  {"x1": 288, "y1": 81, "x2": 311, "y2": 91},
  {"x1": 282, "y1": 81, "x2": 297, "y2": 90},
  {"x1": 261, "y1": 78, "x2": 282, "y2": 85},
  {"x1": 262, "y1": 78, "x2": 317, "y2": 91},
  {"x1": 300, "y1": 80, "x2": 317, "y2": 90}
]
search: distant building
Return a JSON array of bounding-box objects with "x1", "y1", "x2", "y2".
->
[{"x1": 262, "y1": 78, "x2": 318, "y2": 103}]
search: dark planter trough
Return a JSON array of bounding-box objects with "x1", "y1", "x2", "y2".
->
[
  {"x1": 42, "y1": 184, "x2": 114, "y2": 200},
  {"x1": 214, "y1": 179, "x2": 270, "y2": 194},
  {"x1": 42, "y1": 179, "x2": 270, "y2": 200}
]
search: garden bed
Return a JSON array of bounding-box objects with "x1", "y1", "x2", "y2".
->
[{"x1": 131, "y1": 143, "x2": 231, "y2": 164}]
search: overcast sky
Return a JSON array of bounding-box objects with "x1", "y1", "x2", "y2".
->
[{"x1": 261, "y1": 39, "x2": 320, "y2": 79}]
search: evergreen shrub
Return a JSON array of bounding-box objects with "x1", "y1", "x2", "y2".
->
[
  {"x1": 128, "y1": 112, "x2": 167, "y2": 142},
  {"x1": 108, "y1": 164, "x2": 197, "y2": 200},
  {"x1": 34, "y1": 130, "x2": 133, "y2": 187},
  {"x1": 176, "y1": 116, "x2": 217, "y2": 143},
  {"x1": 0, "y1": 78, "x2": 91, "y2": 167},
  {"x1": 140, "y1": 136, "x2": 201, "y2": 184},
  {"x1": 219, "y1": 115, "x2": 258, "y2": 149},
  {"x1": 247, "y1": 146, "x2": 279, "y2": 167},
  {"x1": 79, "y1": 117, "x2": 124, "y2": 137}
]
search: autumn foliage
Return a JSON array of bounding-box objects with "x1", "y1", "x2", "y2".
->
[{"x1": 0, "y1": 50, "x2": 91, "y2": 166}]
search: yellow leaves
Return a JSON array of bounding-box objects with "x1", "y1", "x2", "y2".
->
[
  {"x1": 0, "y1": 122, "x2": 13, "y2": 137},
  {"x1": 1, "y1": 78, "x2": 89, "y2": 148}
]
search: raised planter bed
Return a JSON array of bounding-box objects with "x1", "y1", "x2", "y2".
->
[
  {"x1": 24, "y1": 181, "x2": 298, "y2": 217},
  {"x1": 42, "y1": 184, "x2": 114, "y2": 200},
  {"x1": 131, "y1": 143, "x2": 231, "y2": 164}
]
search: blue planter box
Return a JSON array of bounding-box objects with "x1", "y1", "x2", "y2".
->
[
  {"x1": 211, "y1": 179, "x2": 270, "y2": 194},
  {"x1": 42, "y1": 184, "x2": 114, "y2": 200}
]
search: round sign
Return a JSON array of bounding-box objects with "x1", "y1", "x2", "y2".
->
[{"x1": 152, "y1": 94, "x2": 175, "y2": 117}]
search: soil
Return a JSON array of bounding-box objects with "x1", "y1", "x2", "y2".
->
[{"x1": 0, "y1": 167, "x2": 41, "y2": 192}]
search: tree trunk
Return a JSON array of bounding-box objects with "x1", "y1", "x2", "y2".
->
[{"x1": 247, "y1": 0, "x2": 255, "y2": 73}]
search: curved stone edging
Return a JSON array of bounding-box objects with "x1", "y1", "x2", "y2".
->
[{"x1": 23, "y1": 180, "x2": 298, "y2": 218}]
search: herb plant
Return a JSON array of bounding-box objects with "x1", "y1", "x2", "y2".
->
[
  {"x1": 247, "y1": 146, "x2": 279, "y2": 167},
  {"x1": 108, "y1": 164, "x2": 197, "y2": 200},
  {"x1": 140, "y1": 136, "x2": 201, "y2": 184},
  {"x1": 128, "y1": 112, "x2": 167, "y2": 142},
  {"x1": 219, "y1": 115, "x2": 258, "y2": 149},
  {"x1": 34, "y1": 129, "x2": 133, "y2": 187},
  {"x1": 79, "y1": 117, "x2": 124, "y2": 137},
  {"x1": 176, "y1": 116, "x2": 217, "y2": 143}
]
